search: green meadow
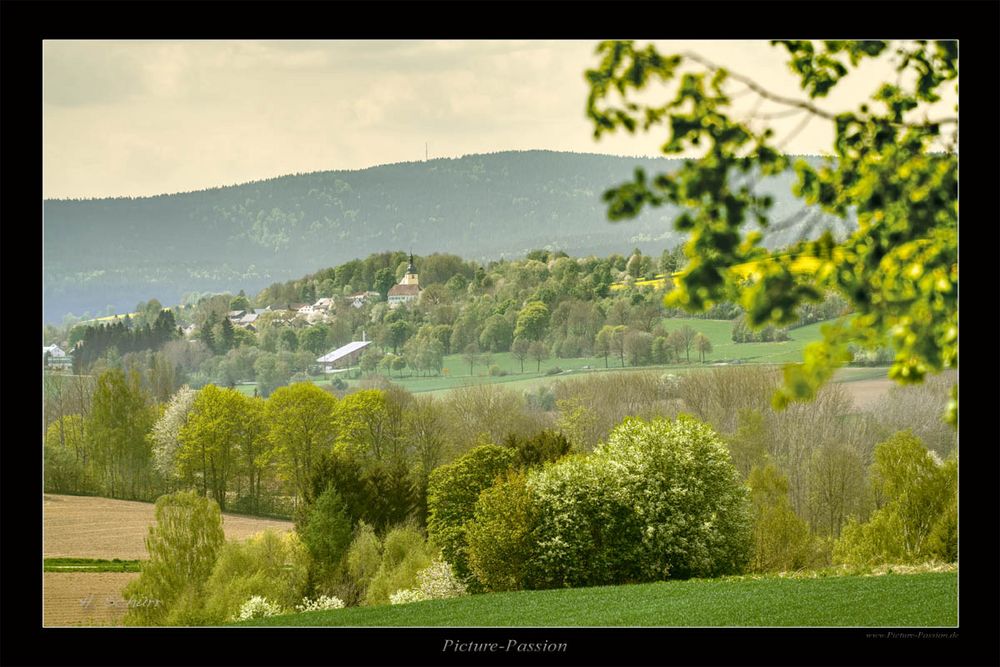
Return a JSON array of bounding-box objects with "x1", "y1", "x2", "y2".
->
[
  {"x1": 237, "y1": 571, "x2": 956, "y2": 627},
  {"x1": 235, "y1": 318, "x2": 887, "y2": 398},
  {"x1": 43, "y1": 558, "x2": 142, "y2": 573}
]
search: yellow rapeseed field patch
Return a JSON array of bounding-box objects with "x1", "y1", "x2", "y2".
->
[{"x1": 611, "y1": 255, "x2": 822, "y2": 291}]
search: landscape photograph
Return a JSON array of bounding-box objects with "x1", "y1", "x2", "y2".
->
[{"x1": 34, "y1": 29, "x2": 970, "y2": 663}]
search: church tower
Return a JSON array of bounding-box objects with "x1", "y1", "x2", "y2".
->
[
  {"x1": 399, "y1": 253, "x2": 419, "y2": 286},
  {"x1": 388, "y1": 253, "x2": 421, "y2": 308}
]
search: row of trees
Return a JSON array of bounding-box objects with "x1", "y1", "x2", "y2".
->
[
  {"x1": 45, "y1": 371, "x2": 552, "y2": 509},
  {"x1": 429, "y1": 417, "x2": 751, "y2": 593},
  {"x1": 51, "y1": 242, "x2": 855, "y2": 408},
  {"x1": 731, "y1": 317, "x2": 790, "y2": 343},
  {"x1": 45, "y1": 359, "x2": 956, "y2": 534},
  {"x1": 594, "y1": 323, "x2": 712, "y2": 366},
  {"x1": 151, "y1": 382, "x2": 452, "y2": 514},
  {"x1": 44, "y1": 359, "x2": 959, "y2": 628},
  {"x1": 118, "y1": 403, "x2": 956, "y2": 625},
  {"x1": 70, "y1": 310, "x2": 180, "y2": 373}
]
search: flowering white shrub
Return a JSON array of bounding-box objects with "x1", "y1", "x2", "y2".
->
[
  {"x1": 416, "y1": 558, "x2": 468, "y2": 599},
  {"x1": 527, "y1": 454, "x2": 644, "y2": 588},
  {"x1": 235, "y1": 595, "x2": 283, "y2": 621},
  {"x1": 389, "y1": 588, "x2": 426, "y2": 605},
  {"x1": 295, "y1": 595, "x2": 345, "y2": 613},
  {"x1": 593, "y1": 415, "x2": 752, "y2": 579},
  {"x1": 659, "y1": 373, "x2": 681, "y2": 398},
  {"x1": 389, "y1": 558, "x2": 468, "y2": 605},
  {"x1": 521, "y1": 415, "x2": 751, "y2": 589}
]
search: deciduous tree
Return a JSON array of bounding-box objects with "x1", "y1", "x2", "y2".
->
[
  {"x1": 300, "y1": 325, "x2": 330, "y2": 356},
  {"x1": 462, "y1": 342, "x2": 481, "y2": 377},
  {"x1": 86, "y1": 368, "x2": 156, "y2": 499},
  {"x1": 695, "y1": 332, "x2": 713, "y2": 363},
  {"x1": 594, "y1": 326, "x2": 614, "y2": 368},
  {"x1": 123, "y1": 491, "x2": 225, "y2": 625},
  {"x1": 747, "y1": 463, "x2": 819, "y2": 573},
  {"x1": 586, "y1": 40, "x2": 957, "y2": 424},
  {"x1": 151, "y1": 386, "x2": 198, "y2": 490},
  {"x1": 513, "y1": 301, "x2": 551, "y2": 342},
  {"x1": 834, "y1": 431, "x2": 956, "y2": 565},
  {"x1": 511, "y1": 337, "x2": 530, "y2": 373},
  {"x1": 177, "y1": 385, "x2": 260, "y2": 511},
  {"x1": 265, "y1": 383, "x2": 340, "y2": 499},
  {"x1": 528, "y1": 340, "x2": 549, "y2": 373}
]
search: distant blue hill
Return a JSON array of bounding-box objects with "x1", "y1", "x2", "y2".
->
[{"x1": 42, "y1": 150, "x2": 851, "y2": 323}]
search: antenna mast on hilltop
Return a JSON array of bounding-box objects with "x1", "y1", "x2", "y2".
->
[{"x1": 425, "y1": 142, "x2": 428, "y2": 161}]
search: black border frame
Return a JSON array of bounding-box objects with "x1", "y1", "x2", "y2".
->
[{"x1": 4, "y1": 2, "x2": 998, "y2": 666}]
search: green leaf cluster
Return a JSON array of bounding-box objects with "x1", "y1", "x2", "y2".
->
[
  {"x1": 123, "y1": 491, "x2": 225, "y2": 625},
  {"x1": 426, "y1": 445, "x2": 518, "y2": 586},
  {"x1": 585, "y1": 40, "x2": 957, "y2": 424},
  {"x1": 833, "y1": 431, "x2": 956, "y2": 566},
  {"x1": 465, "y1": 416, "x2": 752, "y2": 591},
  {"x1": 202, "y1": 529, "x2": 309, "y2": 623}
]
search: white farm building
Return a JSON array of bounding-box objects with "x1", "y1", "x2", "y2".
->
[{"x1": 316, "y1": 340, "x2": 372, "y2": 372}]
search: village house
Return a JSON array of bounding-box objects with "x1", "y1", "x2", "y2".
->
[
  {"x1": 347, "y1": 291, "x2": 380, "y2": 309},
  {"x1": 387, "y1": 254, "x2": 422, "y2": 309},
  {"x1": 43, "y1": 344, "x2": 73, "y2": 368},
  {"x1": 236, "y1": 312, "x2": 259, "y2": 329}
]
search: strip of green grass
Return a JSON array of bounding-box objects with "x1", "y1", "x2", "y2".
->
[
  {"x1": 346, "y1": 318, "x2": 831, "y2": 396},
  {"x1": 239, "y1": 571, "x2": 956, "y2": 627},
  {"x1": 44, "y1": 558, "x2": 142, "y2": 572},
  {"x1": 230, "y1": 319, "x2": 886, "y2": 399},
  {"x1": 833, "y1": 366, "x2": 891, "y2": 382}
]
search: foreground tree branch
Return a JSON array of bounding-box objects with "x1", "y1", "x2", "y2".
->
[{"x1": 585, "y1": 39, "x2": 957, "y2": 426}]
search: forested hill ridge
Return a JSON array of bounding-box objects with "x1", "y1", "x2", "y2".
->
[{"x1": 43, "y1": 150, "x2": 851, "y2": 323}]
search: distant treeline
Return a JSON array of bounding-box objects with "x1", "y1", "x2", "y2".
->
[{"x1": 71, "y1": 310, "x2": 180, "y2": 373}]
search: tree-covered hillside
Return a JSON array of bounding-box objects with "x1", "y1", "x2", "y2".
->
[{"x1": 43, "y1": 150, "x2": 849, "y2": 323}]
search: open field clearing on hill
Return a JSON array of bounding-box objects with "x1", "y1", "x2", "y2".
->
[{"x1": 235, "y1": 316, "x2": 895, "y2": 405}]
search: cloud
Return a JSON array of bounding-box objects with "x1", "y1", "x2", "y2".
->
[
  {"x1": 43, "y1": 40, "x2": 956, "y2": 199},
  {"x1": 43, "y1": 42, "x2": 147, "y2": 107}
]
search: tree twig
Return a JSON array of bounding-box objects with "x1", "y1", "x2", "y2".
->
[{"x1": 681, "y1": 50, "x2": 958, "y2": 129}]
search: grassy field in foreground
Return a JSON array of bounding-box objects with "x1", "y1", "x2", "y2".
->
[{"x1": 239, "y1": 571, "x2": 956, "y2": 627}]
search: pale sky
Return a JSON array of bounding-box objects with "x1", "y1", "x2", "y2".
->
[{"x1": 43, "y1": 40, "x2": 957, "y2": 200}]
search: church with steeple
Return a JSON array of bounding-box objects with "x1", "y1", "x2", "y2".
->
[{"x1": 387, "y1": 254, "x2": 421, "y2": 308}]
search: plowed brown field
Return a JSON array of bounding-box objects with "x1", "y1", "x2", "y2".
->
[
  {"x1": 43, "y1": 572, "x2": 139, "y2": 626},
  {"x1": 841, "y1": 378, "x2": 894, "y2": 410},
  {"x1": 43, "y1": 495, "x2": 294, "y2": 626},
  {"x1": 44, "y1": 494, "x2": 293, "y2": 559}
]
